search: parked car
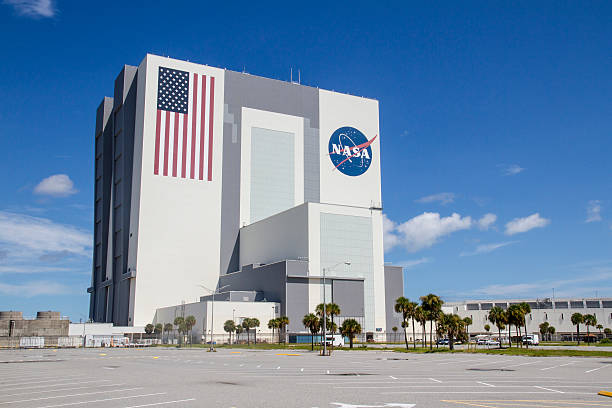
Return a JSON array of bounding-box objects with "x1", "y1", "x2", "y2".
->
[
  {"x1": 486, "y1": 339, "x2": 500, "y2": 346},
  {"x1": 522, "y1": 334, "x2": 539, "y2": 345},
  {"x1": 436, "y1": 338, "x2": 449, "y2": 345}
]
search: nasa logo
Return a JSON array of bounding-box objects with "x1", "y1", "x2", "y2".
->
[{"x1": 328, "y1": 126, "x2": 377, "y2": 177}]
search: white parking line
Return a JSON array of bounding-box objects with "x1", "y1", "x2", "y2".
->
[
  {"x1": 477, "y1": 382, "x2": 495, "y2": 387},
  {"x1": 585, "y1": 365, "x2": 608, "y2": 373},
  {"x1": 31, "y1": 392, "x2": 167, "y2": 408},
  {"x1": 500, "y1": 360, "x2": 541, "y2": 368},
  {"x1": 2, "y1": 380, "x2": 110, "y2": 392},
  {"x1": 540, "y1": 362, "x2": 575, "y2": 371},
  {"x1": 534, "y1": 385, "x2": 564, "y2": 393},
  {"x1": 0, "y1": 376, "x2": 84, "y2": 388},
  {"x1": 429, "y1": 378, "x2": 442, "y2": 383},
  {"x1": 3, "y1": 383, "x2": 127, "y2": 397},
  {"x1": 122, "y1": 399, "x2": 196, "y2": 407},
  {"x1": 0, "y1": 387, "x2": 143, "y2": 405}
]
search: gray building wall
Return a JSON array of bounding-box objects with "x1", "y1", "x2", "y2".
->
[
  {"x1": 220, "y1": 72, "x2": 320, "y2": 275},
  {"x1": 384, "y1": 266, "x2": 404, "y2": 334},
  {"x1": 89, "y1": 65, "x2": 138, "y2": 326}
]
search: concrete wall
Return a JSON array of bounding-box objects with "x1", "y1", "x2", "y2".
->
[
  {"x1": 384, "y1": 266, "x2": 404, "y2": 334},
  {"x1": 239, "y1": 204, "x2": 309, "y2": 266}
]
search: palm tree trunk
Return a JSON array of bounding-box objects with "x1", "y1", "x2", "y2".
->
[
  {"x1": 498, "y1": 327, "x2": 502, "y2": 349},
  {"x1": 429, "y1": 320, "x2": 433, "y2": 350},
  {"x1": 577, "y1": 325, "x2": 580, "y2": 345},
  {"x1": 311, "y1": 331, "x2": 314, "y2": 351},
  {"x1": 508, "y1": 325, "x2": 511, "y2": 348},
  {"x1": 403, "y1": 321, "x2": 409, "y2": 350},
  {"x1": 412, "y1": 318, "x2": 416, "y2": 349}
]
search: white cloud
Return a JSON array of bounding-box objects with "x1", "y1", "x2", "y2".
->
[
  {"x1": 500, "y1": 164, "x2": 525, "y2": 176},
  {"x1": 460, "y1": 241, "x2": 517, "y2": 257},
  {"x1": 0, "y1": 280, "x2": 70, "y2": 297},
  {"x1": 383, "y1": 214, "x2": 400, "y2": 253},
  {"x1": 415, "y1": 192, "x2": 455, "y2": 205},
  {"x1": 505, "y1": 213, "x2": 550, "y2": 235},
  {"x1": 395, "y1": 212, "x2": 472, "y2": 252},
  {"x1": 397, "y1": 258, "x2": 431, "y2": 269},
  {"x1": 586, "y1": 200, "x2": 602, "y2": 223},
  {"x1": 33, "y1": 174, "x2": 77, "y2": 197},
  {"x1": 477, "y1": 213, "x2": 497, "y2": 230},
  {"x1": 0, "y1": 211, "x2": 91, "y2": 257},
  {"x1": 4, "y1": 0, "x2": 55, "y2": 18}
]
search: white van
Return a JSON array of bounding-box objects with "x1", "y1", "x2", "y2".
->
[
  {"x1": 322, "y1": 334, "x2": 345, "y2": 347},
  {"x1": 523, "y1": 334, "x2": 539, "y2": 345}
]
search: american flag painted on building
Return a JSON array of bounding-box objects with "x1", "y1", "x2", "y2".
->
[{"x1": 154, "y1": 66, "x2": 215, "y2": 181}]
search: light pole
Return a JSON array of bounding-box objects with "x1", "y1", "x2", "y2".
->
[
  {"x1": 321, "y1": 261, "x2": 350, "y2": 356},
  {"x1": 197, "y1": 283, "x2": 229, "y2": 351}
]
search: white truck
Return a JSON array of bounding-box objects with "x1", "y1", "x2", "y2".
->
[{"x1": 523, "y1": 334, "x2": 540, "y2": 345}]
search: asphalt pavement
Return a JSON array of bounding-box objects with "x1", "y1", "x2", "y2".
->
[{"x1": 1, "y1": 347, "x2": 612, "y2": 408}]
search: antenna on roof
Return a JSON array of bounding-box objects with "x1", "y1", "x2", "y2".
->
[
  {"x1": 298, "y1": 69, "x2": 301, "y2": 84},
  {"x1": 290, "y1": 67, "x2": 293, "y2": 83}
]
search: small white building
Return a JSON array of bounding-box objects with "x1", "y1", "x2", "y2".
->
[{"x1": 153, "y1": 295, "x2": 280, "y2": 344}]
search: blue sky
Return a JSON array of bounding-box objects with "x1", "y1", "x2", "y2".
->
[{"x1": 0, "y1": 1, "x2": 610, "y2": 321}]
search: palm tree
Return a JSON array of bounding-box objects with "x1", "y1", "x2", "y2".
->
[
  {"x1": 597, "y1": 324, "x2": 604, "y2": 338},
  {"x1": 488, "y1": 306, "x2": 506, "y2": 349},
  {"x1": 242, "y1": 318, "x2": 252, "y2": 345},
  {"x1": 414, "y1": 305, "x2": 426, "y2": 348},
  {"x1": 277, "y1": 316, "x2": 290, "y2": 343},
  {"x1": 604, "y1": 328, "x2": 611, "y2": 337},
  {"x1": 439, "y1": 313, "x2": 464, "y2": 350},
  {"x1": 145, "y1": 324, "x2": 154, "y2": 334},
  {"x1": 519, "y1": 302, "x2": 531, "y2": 348},
  {"x1": 539, "y1": 322, "x2": 549, "y2": 341},
  {"x1": 394, "y1": 297, "x2": 412, "y2": 350},
  {"x1": 235, "y1": 323, "x2": 244, "y2": 343},
  {"x1": 547, "y1": 325, "x2": 556, "y2": 341},
  {"x1": 268, "y1": 318, "x2": 279, "y2": 343},
  {"x1": 154, "y1": 323, "x2": 163, "y2": 341},
  {"x1": 340, "y1": 319, "x2": 362, "y2": 348},
  {"x1": 249, "y1": 318, "x2": 260, "y2": 344},
  {"x1": 185, "y1": 315, "x2": 196, "y2": 345},
  {"x1": 584, "y1": 314, "x2": 597, "y2": 343},
  {"x1": 571, "y1": 313, "x2": 583, "y2": 344},
  {"x1": 224, "y1": 320, "x2": 236, "y2": 344},
  {"x1": 463, "y1": 317, "x2": 472, "y2": 349},
  {"x1": 303, "y1": 313, "x2": 320, "y2": 351},
  {"x1": 392, "y1": 326, "x2": 398, "y2": 342},
  {"x1": 420, "y1": 294, "x2": 444, "y2": 350},
  {"x1": 174, "y1": 316, "x2": 184, "y2": 345},
  {"x1": 484, "y1": 324, "x2": 491, "y2": 334},
  {"x1": 163, "y1": 323, "x2": 173, "y2": 343},
  {"x1": 507, "y1": 304, "x2": 524, "y2": 347}
]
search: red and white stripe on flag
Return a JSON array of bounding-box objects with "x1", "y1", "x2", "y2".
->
[{"x1": 153, "y1": 73, "x2": 215, "y2": 181}]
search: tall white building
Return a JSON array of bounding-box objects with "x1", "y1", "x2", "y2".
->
[{"x1": 89, "y1": 54, "x2": 402, "y2": 333}]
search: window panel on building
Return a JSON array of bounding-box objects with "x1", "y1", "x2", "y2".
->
[{"x1": 250, "y1": 127, "x2": 295, "y2": 223}]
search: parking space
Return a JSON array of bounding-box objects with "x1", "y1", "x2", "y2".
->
[{"x1": 1, "y1": 348, "x2": 611, "y2": 407}]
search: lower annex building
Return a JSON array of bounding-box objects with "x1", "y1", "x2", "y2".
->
[{"x1": 88, "y1": 54, "x2": 403, "y2": 336}]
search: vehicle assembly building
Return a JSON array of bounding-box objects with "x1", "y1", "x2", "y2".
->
[{"x1": 89, "y1": 54, "x2": 403, "y2": 335}]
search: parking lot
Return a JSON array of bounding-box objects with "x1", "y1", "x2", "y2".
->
[{"x1": 1, "y1": 348, "x2": 611, "y2": 408}]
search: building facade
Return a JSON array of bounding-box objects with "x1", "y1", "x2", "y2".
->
[
  {"x1": 89, "y1": 54, "x2": 402, "y2": 332},
  {"x1": 445, "y1": 298, "x2": 612, "y2": 336}
]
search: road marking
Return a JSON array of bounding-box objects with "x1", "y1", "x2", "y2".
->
[
  {"x1": 257, "y1": 364, "x2": 262, "y2": 368},
  {"x1": 276, "y1": 353, "x2": 301, "y2": 356},
  {"x1": 586, "y1": 365, "x2": 608, "y2": 373},
  {"x1": 301, "y1": 368, "x2": 304, "y2": 372},
  {"x1": 30, "y1": 392, "x2": 166, "y2": 408},
  {"x1": 477, "y1": 382, "x2": 495, "y2": 387},
  {"x1": 1, "y1": 379, "x2": 110, "y2": 392},
  {"x1": 500, "y1": 360, "x2": 541, "y2": 369},
  {"x1": 327, "y1": 370, "x2": 331, "y2": 374},
  {"x1": 0, "y1": 387, "x2": 143, "y2": 405},
  {"x1": 540, "y1": 362, "x2": 575, "y2": 371},
  {"x1": 534, "y1": 386, "x2": 564, "y2": 393},
  {"x1": 390, "y1": 376, "x2": 397, "y2": 380},
  {"x1": 3, "y1": 383, "x2": 126, "y2": 398},
  {"x1": 0, "y1": 376, "x2": 84, "y2": 388},
  {"x1": 122, "y1": 399, "x2": 196, "y2": 408},
  {"x1": 277, "y1": 366, "x2": 281, "y2": 370},
  {"x1": 429, "y1": 378, "x2": 442, "y2": 383}
]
